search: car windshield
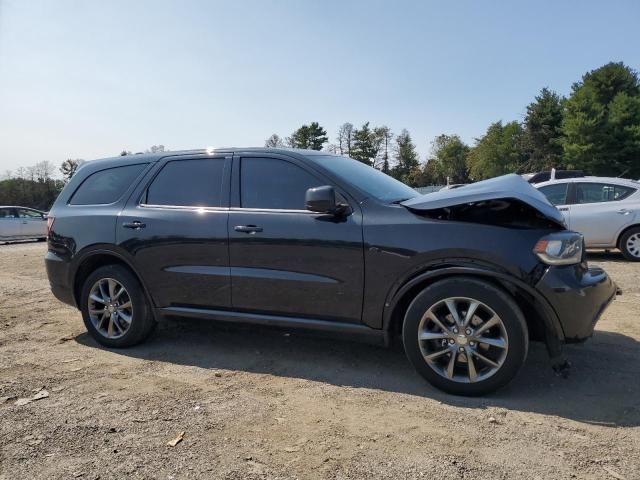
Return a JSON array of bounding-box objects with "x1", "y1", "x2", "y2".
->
[{"x1": 306, "y1": 154, "x2": 419, "y2": 203}]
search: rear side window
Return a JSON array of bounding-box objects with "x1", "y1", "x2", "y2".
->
[
  {"x1": 574, "y1": 183, "x2": 636, "y2": 204},
  {"x1": 70, "y1": 164, "x2": 146, "y2": 205},
  {"x1": 241, "y1": 157, "x2": 322, "y2": 210},
  {"x1": 145, "y1": 158, "x2": 226, "y2": 207},
  {"x1": 0, "y1": 208, "x2": 17, "y2": 219},
  {"x1": 538, "y1": 183, "x2": 568, "y2": 205}
]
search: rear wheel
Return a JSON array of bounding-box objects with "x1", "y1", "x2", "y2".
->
[
  {"x1": 619, "y1": 226, "x2": 640, "y2": 262},
  {"x1": 80, "y1": 264, "x2": 156, "y2": 347},
  {"x1": 402, "y1": 277, "x2": 528, "y2": 396}
]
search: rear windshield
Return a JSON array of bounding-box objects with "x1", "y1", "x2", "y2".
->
[
  {"x1": 306, "y1": 154, "x2": 418, "y2": 203},
  {"x1": 70, "y1": 164, "x2": 147, "y2": 205}
]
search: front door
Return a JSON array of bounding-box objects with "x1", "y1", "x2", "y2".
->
[
  {"x1": 117, "y1": 155, "x2": 232, "y2": 309},
  {"x1": 228, "y1": 154, "x2": 364, "y2": 323},
  {"x1": 568, "y1": 182, "x2": 638, "y2": 246},
  {"x1": 17, "y1": 208, "x2": 46, "y2": 238},
  {"x1": 0, "y1": 208, "x2": 21, "y2": 240}
]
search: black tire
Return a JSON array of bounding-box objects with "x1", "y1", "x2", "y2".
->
[
  {"x1": 80, "y1": 264, "x2": 156, "y2": 347},
  {"x1": 402, "y1": 277, "x2": 528, "y2": 396},
  {"x1": 619, "y1": 226, "x2": 640, "y2": 262}
]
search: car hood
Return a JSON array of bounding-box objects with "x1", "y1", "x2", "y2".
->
[{"x1": 401, "y1": 174, "x2": 566, "y2": 228}]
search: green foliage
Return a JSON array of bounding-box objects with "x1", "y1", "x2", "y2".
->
[
  {"x1": 523, "y1": 88, "x2": 564, "y2": 171},
  {"x1": 287, "y1": 122, "x2": 328, "y2": 150},
  {"x1": 350, "y1": 122, "x2": 381, "y2": 165},
  {"x1": 391, "y1": 129, "x2": 420, "y2": 185},
  {"x1": 467, "y1": 121, "x2": 527, "y2": 180},
  {"x1": 0, "y1": 177, "x2": 64, "y2": 210},
  {"x1": 561, "y1": 62, "x2": 640, "y2": 177},
  {"x1": 427, "y1": 134, "x2": 470, "y2": 184}
]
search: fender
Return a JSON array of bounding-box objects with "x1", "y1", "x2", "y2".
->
[
  {"x1": 382, "y1": 263, "x2": 566, "y2": 355},
  {"x1": 69, "y1": 245, "x2": 156, "y2": 309}
]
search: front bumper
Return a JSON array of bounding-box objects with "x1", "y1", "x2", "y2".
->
[{"x1": 536, "y1": 264, "x2": 618, "y2": 342}]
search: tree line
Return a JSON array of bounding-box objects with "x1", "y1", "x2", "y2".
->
[{"x1": 267, "y1": 61, "x2": 640, "y2": 185}]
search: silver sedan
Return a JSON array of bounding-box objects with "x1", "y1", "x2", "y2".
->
[
  {"x1": 0, "y1": 206, "x2": 48, "y2": 242},
  {"x1": 536, "y1": 177, "x2": 640, "y2": 261}
]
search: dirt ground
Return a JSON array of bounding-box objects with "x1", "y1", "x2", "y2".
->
[{"x1": 0, "y1": 242, "x2": 638, "y2": 480}]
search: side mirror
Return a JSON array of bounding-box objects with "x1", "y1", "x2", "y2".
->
[{"x1": 305, "y1": 186, "x2": 338, "y2": 214}]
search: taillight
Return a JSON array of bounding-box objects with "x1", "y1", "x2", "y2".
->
[{"x1": 47, "y1": 216, "x2": 55, "y2": 238}]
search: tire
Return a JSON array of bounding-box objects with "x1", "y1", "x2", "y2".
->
[
  {"x1": 80, "y1": 264, "x2": 156, "y2": 347},
  {"x1": 619, "y1": 226, "x2": 640, "y2": 262},
  {"x1": 402, "y1": 277, "x2": 528, "y2": 396}
]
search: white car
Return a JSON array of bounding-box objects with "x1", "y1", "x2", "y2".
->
[
  {"x1": 536, "y1": 177, "x2": 640, "y2": 261},
  {"x1": 0, "y1": 206, "x2": 48, "y2": 242}
]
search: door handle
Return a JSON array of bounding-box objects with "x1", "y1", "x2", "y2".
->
[
  {"x1": 616, "y1": 209, "x2": 632, "y2": 215},
  {"x1": 234, "y1": 225, "x2": 263, "y2": 234},
  {"x1": 558, "y1": 207, "x2": 569, "y2": 212},
  {"x1": 122, "y1": 221, "x2": 146, "y2": 229}
]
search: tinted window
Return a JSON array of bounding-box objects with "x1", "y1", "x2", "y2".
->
[
  {"x1": 574, "y1": 183, "x2": 636, "y2": 204},
  {"x1": 146, "y1": 158, "x2": 226, "y2": 207},
  {"x1": 241, "y1": 158, "x2": 322, "y2": 210},
  {"x1": 305, "y1": 154, "x2": 418, "y2": 202},
  {"x1": 18, "y1": 209, "x2": 43, "y2": 219},
  {"x1": 0, "y1": 208, "x2": 17, "y2": 219},
  {"x1": 538, "y1": 183, "x2": 568, "y2": 205},
  {"x1": 70, "y1": 164, "x2": 146, "y2": 205}
]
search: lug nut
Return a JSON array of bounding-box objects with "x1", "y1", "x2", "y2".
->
[
  {"x1": 465, "y1": 329, "x2": 472, "y2": 335},
  {"x1": 453, "y1": 327, "x2": 458, "y2": 334},
  {"x1": 448, "y1": 339, "x2": 455, "y2": 345},
  {"x1": 470, "y1": 341, "x2": 476, "y2": 347}
]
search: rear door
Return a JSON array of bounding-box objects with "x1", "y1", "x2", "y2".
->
[
  {"x1": 0, "y1": 208, "x2": 21, "y2": 239},
  {"x1": 117, "y1": 154, "x2": 232, "y2": 310},
  {"x1": 228, "y1": 154, "x2": 364, "y2": 323},
  {"x1": 567, "y1": 182, "x2": 638, "y2": 246},
  {"x1": 17, "y1": 208, "x2": 46, "y2": 238}
]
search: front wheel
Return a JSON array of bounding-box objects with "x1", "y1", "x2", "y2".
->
[
  {"x1": 402, "y1": 277, "x2": 528, "y2": 396},
  {"x1": 619, "y1": 226, "x2": 640, "y2": 262},
  {"x1": 80, "y1": 264, "x2": 156, "y2": 348}
]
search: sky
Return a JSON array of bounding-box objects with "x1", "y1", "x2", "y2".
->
[{"x1": 0, "y1": 0, "x2": 639, "y2": 174}]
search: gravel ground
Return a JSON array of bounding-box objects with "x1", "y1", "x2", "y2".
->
[{"x1": 0, "y1": 242, "x2": 639, "y2": 480}]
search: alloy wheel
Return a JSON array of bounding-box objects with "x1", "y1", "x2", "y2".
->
[
  {"x1": 417, "y1": 297, "x2": 509, "y2": 383},
  {"x1": 87, "y1": 278, "x2": 133, "y2": 339}
]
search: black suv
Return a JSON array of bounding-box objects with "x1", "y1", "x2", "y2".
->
[{"x1": 45, "y1": 148, "x2": 617, "y2": 395}]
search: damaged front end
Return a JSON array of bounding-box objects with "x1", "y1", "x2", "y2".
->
[
  {"x1": 401, "y1": 174, "x2": 566, "y2": 230},
  {"x1": 400, "y1": 174, "x2": 618, "y2": 373}
]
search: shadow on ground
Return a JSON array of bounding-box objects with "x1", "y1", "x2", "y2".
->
[{"x1": 76, "y1": 316, "x2": 640, "y2": 428}]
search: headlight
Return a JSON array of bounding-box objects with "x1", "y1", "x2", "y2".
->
[{"x1": 534, "y1": 232, "x2": 583, "y2": 265}]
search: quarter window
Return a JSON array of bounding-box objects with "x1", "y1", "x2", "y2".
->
[
  {"x1": 240, "y1": 158, "x2": 323, "y2": 210},
  {"x1": 70, "y1": 164, "x2": 147, "y2": 205},
  {"x1": 145, "y1": 158, "x2": 226, "y2": 207},
  {"x1": 574, "y1": 183, "x2": 636, "y2": 204},
  {"x1": 538, "y1": 183, "x2": 568, "y2": 205}
]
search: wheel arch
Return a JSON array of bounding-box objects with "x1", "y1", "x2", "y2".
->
[
  {"x1": 383, "y1": 265, "x2": 565, "y2": 359},
  {"x1": 71, "y1": 249, "x2": 154, "y2": 312},
  {"x1": 617, "y1": 223, "x2": 640, "y2": 248}
]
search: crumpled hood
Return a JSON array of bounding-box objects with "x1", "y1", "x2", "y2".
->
[{"x1": 401, "y1": 174, "x2": 566, "y2": 228}]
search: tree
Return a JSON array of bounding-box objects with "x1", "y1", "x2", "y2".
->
[
  {"x1": 561, "y1": 62, "x2": 640, "y2": 177},
  {"x1": 336, "y1": 122, "x2": 354, "y2": 156},
  {"x1": 428, "y1": 134, "x2": 470, "y2": 184},
  {"x1": 391, "y1": 129, "x2": 420, "y2": 185},
  {"x1": 146, "y1": 145, "x2": 166, "y2": 153},
  {"x1": 264, "y1": 134, "x2": 285, "y2": 148},
  {"x1": 287, "y1": 122, "x2": 328, "y2": 150},
  {"x1": 374, "y1": 126, "x2": 393, "y2": 172},
  {"x1": 60, "y1": 159, "x2": 83, "y2": 182},
  {"x1": 523, "y1": 87, "x2": 565, "y2": 172},
  {"x1": 350, "y1": 122, "x2": 381, "y2": 165},
  {"x1": 467, "y1": 121, "x2": 527, "y2": 180}
]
